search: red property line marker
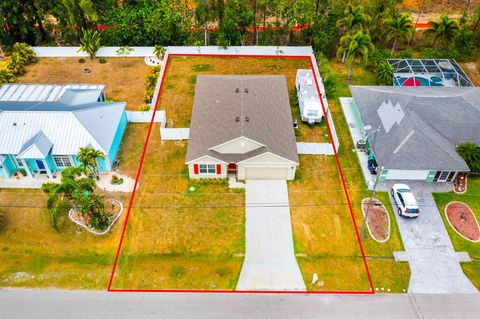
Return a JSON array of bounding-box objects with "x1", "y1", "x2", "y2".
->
[{"x1": 108, "y1": 53, "x2": 374, "y2": 294}]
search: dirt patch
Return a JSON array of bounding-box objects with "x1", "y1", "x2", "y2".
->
[
  {"x1": 446, "y1": 202, "x2": 480, "y2": 242},
  {"x1": 18, "y1": 57, "x2": 151, "y2": 110},
  {"x1": 362, "y1": 198, "x2": 390, "y2": 242}
]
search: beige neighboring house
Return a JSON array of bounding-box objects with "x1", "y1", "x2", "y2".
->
[{"x1": 186, "y1": 75, "x2": 299, "y2": 180}]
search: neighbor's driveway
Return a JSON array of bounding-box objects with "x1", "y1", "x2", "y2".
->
[
  {"x1": 236, "y1": 179, "x2": 306, "y2": 291},
  {"x1": 389, "y1": 187, "x2": 477, "y2": 294}
]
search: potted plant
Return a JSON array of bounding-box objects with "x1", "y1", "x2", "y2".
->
[{"x1": 19, "y1": 169, "x2": 27, "y2": 177}]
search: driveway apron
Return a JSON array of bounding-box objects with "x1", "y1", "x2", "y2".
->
[
  {"x1": 390, "y1": 188, "x2": 477, "y2": 293},
  {"x1": 236, "y1": 179, "x2": 306, "y2": 291}
]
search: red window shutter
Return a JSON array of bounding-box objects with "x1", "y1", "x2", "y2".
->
[
  {"x1": 216, "y1": 164, "x2": 222, "y2": 175},
  {"x1": 193, "y1": 164, "x2": 199, "y2": 174}
]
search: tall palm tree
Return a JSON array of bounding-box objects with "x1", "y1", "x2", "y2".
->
[
  {"x1": 337, "y1": 32, "x2": 374, "y2": 81},
  {"x1": 153, "y1": 44, "x2": 166, "y2": 59},
  {"x1": 336, "y1": 4, "x2": 370, "y2": 63},
  {"x1": 424, "y1": 15, "x2": 459, "y2": 49},
  {"x1": 384, "y1": 13, "x2": 415, "y2": 54},
  {"x1": 456, "y1": 142, "x2": 480, "y2": 172},
  {"x1": 42, "y1": 166, "x2": 96, "y2": 230},
  {"x1": 77, "y1": 147, "x2": 105, "y2": 180}
]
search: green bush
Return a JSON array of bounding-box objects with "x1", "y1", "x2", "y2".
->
[
  {"x1": 144, "y1": 66, "x2": 161, "y2": 102},
  {"x1": 79, "y1": 58, "x2": 86, "y2": 63},
  {"x1": 99, "y1": 58, "x2": 107, "y2": 64},
  {"x1": 398, "y1": 50, "x2": 413, "y2": 59},
  {"x1": 0, "y1": 43, "x2": 36, "y2": 83}
]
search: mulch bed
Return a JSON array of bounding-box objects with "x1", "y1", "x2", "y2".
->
[
  {"x1": 446, "y1": 202, "x2": 480, "y2": 242},
  {"x1": 70, "y1": 199, "x2": 122, "y2": 234},
  {"x1": 362, "y1": 198, "x2": 389, "y2": 242},
  {"x1": 453, "y1": 173, "x2": 467, "y2": 193}
]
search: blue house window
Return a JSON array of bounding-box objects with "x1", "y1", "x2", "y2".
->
[
  {"x1": 15, "y1": 157, "x2": 24, "y2": 167},
  {"x1": 53, "y1": 155, "x2": 72, "y2": 168}
]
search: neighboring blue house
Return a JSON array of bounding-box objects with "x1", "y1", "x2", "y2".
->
[{"x1": 0, "y1": 84, "x2": 127, "y2": 179}]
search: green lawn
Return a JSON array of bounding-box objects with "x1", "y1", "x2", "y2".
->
[
  {"x1": 433, "y1": 175, "x2": 480, "y2": 289},
  {"x1": 327, "y1": 61, "x2": 411, "y2": 292}
]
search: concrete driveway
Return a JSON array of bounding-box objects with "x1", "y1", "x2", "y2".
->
[
  {"x1": 388, "y1": 186, "x2": 477, "y2": 293},
  {"x1": 236, "y1": 179, "x2": 306, "y2": 291}
]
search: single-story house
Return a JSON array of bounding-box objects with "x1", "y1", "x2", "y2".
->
[
  {"x1": 350, "y1": 86, "x2": 480, "y2": 182},
  {"x1": 0, "y1": 84, "x2": 127, "y2": 179},
  {"x1": 186, "y1": 75, "x2": 299, "y2": 180}
]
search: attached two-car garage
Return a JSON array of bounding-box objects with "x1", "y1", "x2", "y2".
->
[{"x1": 244, "y1": 167, "x2": 290, "y2": 179}]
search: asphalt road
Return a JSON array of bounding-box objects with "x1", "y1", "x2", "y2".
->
[{"x1": 1, "y1": 289, "x2": 480, "y2": 319}]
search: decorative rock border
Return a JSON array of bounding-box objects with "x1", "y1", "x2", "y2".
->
[
  {"x1": 445, "y1": 201, "x2": 480, "y2": 243},
  {"x1": 144, "y1": 56, "x2": 162, "y2": 66},
  {"x1": 361, "y1": 198, "x2": 391, "y2": 243},
  {"x1": 69, "y1": 199, "x2": 124, "y2": 235}
]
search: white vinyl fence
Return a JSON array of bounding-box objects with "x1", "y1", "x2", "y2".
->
[
  {"x1": 160, "y1": 128, "x2": 190, "y2": 141},
  {"x1": 33, "y1": 46, "x2": 155, "y2": 57},
  {"x1": 126, "y1": 110, "x2": 165, "y2": 125},
  {"x1": 297, "y1": 142, "x2": 335, "y2": 155}
]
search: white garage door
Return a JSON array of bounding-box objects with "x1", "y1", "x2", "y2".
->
[
  {"x1": 245, "y1": 167, "x2": 289, "y2": 179},
  {"x1": 385, "y1": 169, "x2": 430, "y2": 180}
]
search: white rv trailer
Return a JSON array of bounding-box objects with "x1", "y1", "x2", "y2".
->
[{"x1": 295, "y1": 69, "x2": 324, "y2": 125}]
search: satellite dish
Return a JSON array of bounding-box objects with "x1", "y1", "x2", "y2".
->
[{"x1": 364, "y1": 125, "x2": 372, "y2": 131}]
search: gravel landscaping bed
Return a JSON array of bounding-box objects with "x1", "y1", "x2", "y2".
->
[
  {"x1": 446, "y1": 202, "x2": 480, "y2": 242},
  {"x1": 362, "y1": 198, "x2": 390, "y2": 242},
  {"x1": 453, "y1": 173, "x2": 468, "y2": 194}
]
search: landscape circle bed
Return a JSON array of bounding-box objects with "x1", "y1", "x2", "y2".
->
[
  {"x1": 69, "y1": 199, "x2": 124, "y2": 235},
  {"x1": 445, "y1": 202, "x2": 480, "y2": 242},
  {"x1": 361, "y1": 198, "x2": 390, "y2": 243}
]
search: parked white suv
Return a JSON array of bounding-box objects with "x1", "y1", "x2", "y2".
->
[{"x1": 391, "y1": 184, "x2": 420, "y2": 218}]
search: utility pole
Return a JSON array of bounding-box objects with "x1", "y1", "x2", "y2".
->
[{"x1": 361, "y1": 166, "x2": 383, "y2": 240}]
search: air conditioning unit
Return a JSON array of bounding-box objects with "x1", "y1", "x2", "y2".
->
[{"x1": 356, "y1": 139, "x2": 367, "y2": 150}]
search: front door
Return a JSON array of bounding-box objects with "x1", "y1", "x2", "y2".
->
[
  {"x1": 36, "y1": 160, "x2": 45, "y2": 170},
  {"x1": 228, "y1": 163, "x2": 237, "y2": 175}
]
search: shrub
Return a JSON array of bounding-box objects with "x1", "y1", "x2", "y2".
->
[
  {"x1": 456, "y1": 142, "x2": 480, "y2": 173},
  {"x1": 99, "y1": 58, "x2": 107, "y2": 64},
  {"x1": 144, "y1": 66, "x2": 161, "y2": 102},
  {"x1": 398, "y1": 50, "x2": 413, "y2": 59},
  {"x1": 79, "y1": 58, "x2": 86, "y2": 63}
]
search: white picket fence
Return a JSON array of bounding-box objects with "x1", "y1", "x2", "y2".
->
[
  {"x1": 126, "y1": 110, "x2": 165, "y2": 125},
  {"x1": 160, "y1": 128, "x2": 190, "y2": 140}
]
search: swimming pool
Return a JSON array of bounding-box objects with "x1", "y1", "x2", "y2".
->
[{"x1": 395, "y1": 75, "x2": 453, "y2": 87}]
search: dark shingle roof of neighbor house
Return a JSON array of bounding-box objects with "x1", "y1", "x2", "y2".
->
[
  {"x1": 186, "y1": 75, "x2": 298, "y2": 164},
  {"x1": 350, "y1": 86, "x2": 480, "y2": 171}
]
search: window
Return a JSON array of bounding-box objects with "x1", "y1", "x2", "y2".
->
[
  {"x1": 53, "y1": 155, "x2": 72, "y2": 168},
  {"x1": 199, "y1": 164, "x2": 216, "y2": 174},
  {"x1": 15, "y1": 157, "x2": 23, "y2": 167}
]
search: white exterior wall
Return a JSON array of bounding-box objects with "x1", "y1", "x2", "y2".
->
[
  {"x1": 211, "y1": 137, "x2": 263, "y2": 154},
  {"x1": 188, "y1": 157, "x2": 227, "y2": 179},
  {"x1": 237, "y1": 153, "x2": 297, "y2": 180},
  {"x1": 385, "y1": 169, "x2": 430, "y2": 181}
]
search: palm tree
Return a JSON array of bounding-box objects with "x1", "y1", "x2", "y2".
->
[
  {"x1": 78, "y1": 30, "x2": 103, "y2": 59},
  {"x1": 153, "y1": 45, "x2": 166, "y2": 60},
  {"x1": 42, "y1": 166, "x2": 96, "y2": 230},
  {"x1": 456, "y1": 142, "x2": 480, "y2": 172},
  {"x1": 337, "y1": 32, "x2": 374, "y2": 81},
  {"x1": 77, "y1": 147, "x2": 105, "y2": 180},
  {"x1": 424, "y1": 15, "x2": 459, "y2": 49},
  {"x1": 375, "y1": 62, "x2": 394, "y2": 85},
  {"x1": 336, "y1": 4, "x2": 370, "y2": 63},
  {"x1": 384, "y1": 13, "x2": 415, "y2": 54}
]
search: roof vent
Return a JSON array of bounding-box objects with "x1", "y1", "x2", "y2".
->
[
  {"x1": 245, "y1": 116, "x2": 250, "y2": 123},
  {"x1": 235, "y1": 116, "x2": 240, "y2": 122},
  {"x1": 13, "y1": 122, "x2": 17, "y2": 126},
  {"x1": 235, "y1": 88, "x2": 239, "y2": 93},
  {"x1": 244, "y1": 88, "x2": 249, "y2": 93}
]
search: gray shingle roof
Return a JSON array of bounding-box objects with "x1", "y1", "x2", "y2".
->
[
  {"x1": 186, "y1": 75, "x2": 298, "y2": 163},
  {"x1": 350, "y1": 86, "x2": 480, "y2": 171}
]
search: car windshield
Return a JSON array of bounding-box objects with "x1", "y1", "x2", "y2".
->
[{"x1": 406, "y1": 208, "x2": 419, "y2": 214}]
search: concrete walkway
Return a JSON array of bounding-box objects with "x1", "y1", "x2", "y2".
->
[
  {"x1": 389, "y1": 187, "x2": 477, "y2": 293},
  {"x1": 236, "y1": 179, "x2": 306, "y2": 291},
  {"x1": 296, "y1": 142, "x2": 334, "y2": 155}
]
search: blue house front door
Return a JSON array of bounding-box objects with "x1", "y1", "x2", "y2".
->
[{"x1": 36, "y1": 160, "x2": 45, "y2": 170}]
